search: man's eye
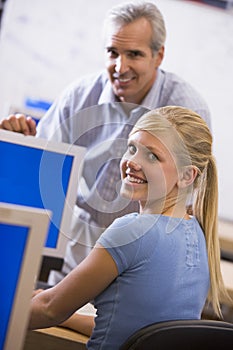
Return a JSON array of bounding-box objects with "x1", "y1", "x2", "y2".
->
[
  {"x1": 107, "y1": 49, "x2": 118, "y2": 58},
  {"x1": 128, "y1": 51, "x2": 142, "y2": 58}
]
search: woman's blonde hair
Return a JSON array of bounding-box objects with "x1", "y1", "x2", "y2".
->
[{"x1": 131, "y1": 105, "x2": 230, "y2": 317}]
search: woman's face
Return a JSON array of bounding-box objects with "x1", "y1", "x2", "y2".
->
[{"x1": 120, "y1": 130, "x2": 179, "y2": 211}]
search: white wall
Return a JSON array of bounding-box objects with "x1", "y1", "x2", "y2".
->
[{"x1": 0, "y1": 0, "x2": 233, "y2": 219}]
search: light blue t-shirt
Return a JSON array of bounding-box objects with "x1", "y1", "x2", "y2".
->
[{"x1": 87, "y1": 213, "x2": 209, "y2": 350}]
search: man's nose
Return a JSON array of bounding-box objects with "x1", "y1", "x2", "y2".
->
[{"x1": 115, "y1": 55, "x2": 129, "y2": 74}]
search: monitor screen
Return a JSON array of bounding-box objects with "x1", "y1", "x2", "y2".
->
[
  {"x1": 0, "y1": 130, "x2": 86, "y2": 258},
  {"x1": 0, "y1": 202, "x2": 50, "y2": 350}
]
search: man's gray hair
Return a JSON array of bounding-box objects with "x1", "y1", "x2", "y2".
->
[{"x1": 103, "y1": 1, "x2": 166, "y2": 52}]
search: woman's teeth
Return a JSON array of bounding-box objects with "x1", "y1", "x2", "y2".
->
[{"x1": 127, "y1": 175, "x2": 146, "y2": 184}]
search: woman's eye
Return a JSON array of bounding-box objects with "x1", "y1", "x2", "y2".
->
[
  {"x1": 148, "y1": 152, "x2": 158, "y2": 161},
  {"x1": 128, "y1": 144, "x2": 136, "y2": 154}
]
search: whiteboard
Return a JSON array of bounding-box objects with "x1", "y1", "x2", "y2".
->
[{"x1": 0, "y1": 0, "x2": 232, "y2": 219}]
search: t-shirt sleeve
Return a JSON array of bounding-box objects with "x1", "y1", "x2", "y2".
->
[{"x1": 97, "y1": 213, "x2": 156, "y2": 274}]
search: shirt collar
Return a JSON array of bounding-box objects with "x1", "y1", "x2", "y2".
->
[
  {"x1": 98, "y1": 78, "x2": 117, "y2": 105},
  {"x1": 140, "y1": 68, "x2": 164, "y2": 109}
]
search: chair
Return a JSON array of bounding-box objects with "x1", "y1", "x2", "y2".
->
[{"x1": 120, "y1": 319, "x2": 233, "y2": 350}]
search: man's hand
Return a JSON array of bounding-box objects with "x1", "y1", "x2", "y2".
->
[
  {"x1": 0, "y1": 114, "x2": 37, "y2": 136},
  {"x1": 32, "y1": 289, "x2": 44, "y2": 297}
]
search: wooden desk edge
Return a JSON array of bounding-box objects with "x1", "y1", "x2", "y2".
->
[
  {"x1": 35, "y1": 326, "x2": 89, "y2": 343},
  {"x1": 24, "y1": 327, "x2": 89, "y2": 350}
]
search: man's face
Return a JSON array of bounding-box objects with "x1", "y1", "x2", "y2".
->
[{"x1": 105, "y1": 17, "x2": 164, "y2": 105}]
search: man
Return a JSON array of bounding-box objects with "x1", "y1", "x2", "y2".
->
[{"x1": 0, "y1": 2, "x2": 211, "y2": 285}]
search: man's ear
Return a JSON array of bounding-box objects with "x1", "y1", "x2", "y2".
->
[
  {"x1": 154, "y1": 46, "x2": 164, "y2": 68},
  {"x1": 177, "y1": 166, "x2": 198, "y2": 189}
]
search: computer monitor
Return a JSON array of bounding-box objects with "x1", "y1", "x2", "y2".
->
[
  {"x1": 0, "y1": 129, "x2": 86, "y2": 258},
  {"x1": 0, "y1": 202, "x2": 50, "y2": 350}
]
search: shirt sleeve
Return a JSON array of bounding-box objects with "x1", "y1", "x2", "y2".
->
[
  {"x1": 36, "y1": 72, "x2": 106, "y2": 142},
  {"x1": 161, "y1": 70, "x2": 212, "y2": 131},
  {"x1": 97, "y1": 213, "x2": 158, "y2": 274},
  {"x1": 36, "y1": 84, "x2": 75, "y2": 142}
]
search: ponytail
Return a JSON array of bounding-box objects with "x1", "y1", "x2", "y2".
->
[{"x1": 194, "y1": 157, "x2": 228, "y2": 317}]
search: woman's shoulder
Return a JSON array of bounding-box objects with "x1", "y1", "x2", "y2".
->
[{"x1": 98, "y1": 213, "x2": 160, "y2": 248}]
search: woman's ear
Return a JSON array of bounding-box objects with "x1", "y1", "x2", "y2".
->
[{"x1": 177, "y1": 166, "x2": 198, "y2": 189}]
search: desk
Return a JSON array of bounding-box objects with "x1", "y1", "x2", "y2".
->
[
  {"x1": 24, "y1": 327, "x2": 89, "y2": 350},
  {"x1": 23, "y1": 303, "x2": 95, "y2": 350}
]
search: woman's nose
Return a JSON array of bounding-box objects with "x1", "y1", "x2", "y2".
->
[{"x1": 126, "y1": 159, "x2": 142, "y2": 171}]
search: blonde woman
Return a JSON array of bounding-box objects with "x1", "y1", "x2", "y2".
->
[{"x1": 29, "y1": 106, "x2": 229, "y2": 350}]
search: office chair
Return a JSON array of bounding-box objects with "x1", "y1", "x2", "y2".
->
[{"x1": 120, "y1": 319, "x2": 233, "y2": 350}]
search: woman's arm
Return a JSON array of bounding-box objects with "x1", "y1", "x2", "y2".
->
[
  {"x1": 60, "y1": 313, "x2": 95, "y2": 337},
  {"x1": 29, "y1": 244, "x2": 118, "y2": 330}
]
